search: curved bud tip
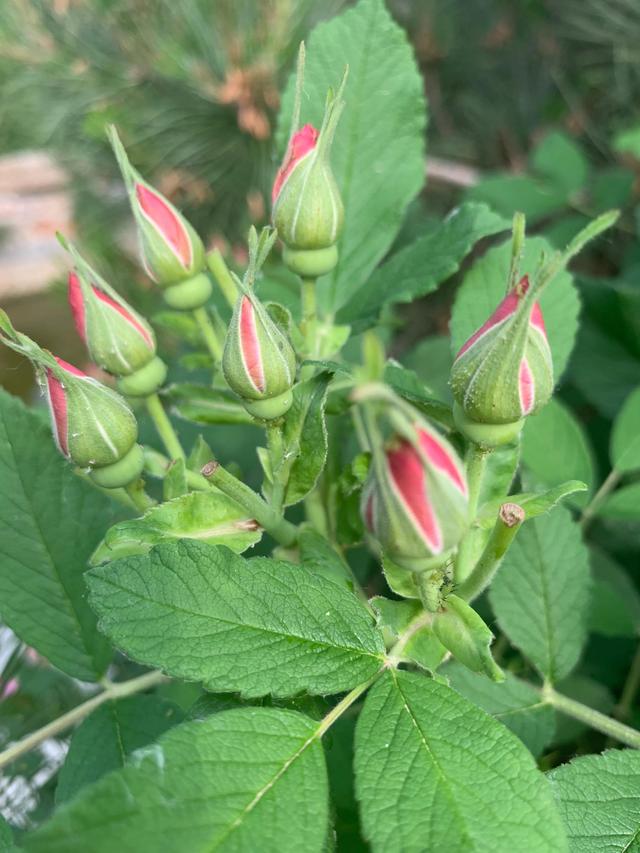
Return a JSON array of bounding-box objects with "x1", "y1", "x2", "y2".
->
[
  {"x1": 136, "y1": 184, "x2": 192, "y2": 269},
  {"x1": 68, "y1": 272, "x2": 86, "y2": 342},
  {"x1": 272, "y1": 124, "x2": 319, "y2": 204}
]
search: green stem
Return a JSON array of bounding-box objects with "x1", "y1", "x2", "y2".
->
[
  {"x1": 457, "y1": 503, "x2": 525, "y2": 601},
  {"x1": 0, "y1": 670, "x2": 166, "y2": 771},
  {"x1": 206, "y1": 249, "x2": 238, "y2": 309},
  {"x1": 541, "y1": 683, "x2": 640, "y2": 749},
  {"x1": 580, "y1": 468, "x2": 621, "y2": 531},
  {"x1": 193, "y1": 305, "x2": 224, "y2": 362},
  {"x1": 617, "y1": 642, "x2": 640, "y2": 722},
  {"x1": 201, "y1": 461, "x2": 298, "y2": 547},
  {"x1": 301, "y1": 277, "x2": 318, "y2": 353},
  {"x1": 454, "y1": 444, "x2": 491, "y2": 583},
  {"x1": 125, "y1": 479, "x2": 156, "y2": 513},
  {"x1": 415, "y1": 571, "x2": 442, "y2": 613},
  {"x1": 145, "y1": 393, "x2": 185, "y2": 461},
  {"x1": 315, "y1": 669, "x2": 384, "y2": 739},
  {"x1": 266, "y1": 422, "x2": 286, "y2": 511}
]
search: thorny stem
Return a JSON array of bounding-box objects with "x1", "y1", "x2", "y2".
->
[
  {"x1": 145, "y1": 393, "x2": 185, "y2": 461},
  {"x1": 540, "y1": 682, "x2": 640, "y2": 750},
  {"x1": 580, "y1": 468, "x2": 621, "y2": 531},
  {"x1": 0, "y1": 670, "x2": 166, "y2": 771},
  {"x1": 201, "y1": 460, "x2": 298, "y2": 547},
  {"x1": 193, "y1": 306, "x2": 224, "y2": 363}
]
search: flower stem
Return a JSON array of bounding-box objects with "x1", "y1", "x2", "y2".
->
[
  {"x1": 266, "y1": 422, "x2": 286, "y2": 511},
  {"x1": 125, "y1": 479, "x2": 156, "y2": 513},
  {"x1": 300, "y1": 277, "x2": 318, "y2": 362},
  {"x1": 0, "y1": 670, "x2": 166, "y2": 771},
  {"x1": 193, "y1": 305, "x2": 224, "y2": 362},
  {"x1": 206, "y1": 249, "x2": 238, "y2": 309},
  {"x1": 580, "y1": 468, "x2": 621, "y2": 531},
  {"x1": 541, "y1": 682, "x2": 640, "y2": 749},
  {"x1": 457, "y1": 502, "x2": 525, "y2": 601},
  {"x1": 201, "y1": 460, "x2": 298, "y2": 547},
  {"x1": 455, "y1": 444, "x2": 491, "y2": 583},
  {"x1": 145, "y1": 393, "x2": 185, "y2": 461},
  {"x1": 616, "y1": 642, "x2": 640, "y2": 722}
]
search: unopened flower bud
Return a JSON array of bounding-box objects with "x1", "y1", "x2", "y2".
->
[
  {"x1": 65, "y1": 243, "x2": 166, "y2": 395},
  {"x1": 0, "y1": 310, "x2": 143, "y2": 488},
  {"x1": 109, "y1": 126, "x2": 211, "y2": 308},
  {"x1": 273, "y1": 50, "x2": 346, "y2": 278},
  {"x1": 361, "y1": 420, "x2": 469, "y2": 572},
  {"x1": 450, "y1": 275, "x2": 553, "y2": 445},
  {"x1": 222, "y1": 293, "x2": 296, "y2": 420}
]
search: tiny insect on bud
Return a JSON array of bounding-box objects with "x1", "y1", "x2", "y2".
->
[
  {"x1": 109, "y1": 126, "x2": 206, "y2": 290},
  {"x1": 222, "y1": 293, "x2": 296, "y2": 420},
  {"x1": 450, "y1": 275, "x2": 553, "y2": 445},
  {"x1": 361, "y1": 420, "x2": 469, "y2": 572}
]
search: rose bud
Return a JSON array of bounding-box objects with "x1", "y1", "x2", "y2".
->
[
  {"x1": 222, "y1": 291, "x2": 296, "y2": 420},
  {"x1": 0, "y1": 310, "x2": 143, "y2": 488},
  {"x1": 450, "y1": 275, "x2": 553, "y2": 447},
  {"x1": 66, "y1": 242, "x2": 167, "y2": 396},
  {"x1": 361, "y1": 420, "x2": 469, "y2": 572},
  {"x1": 108, "y1": 126, "x2": 211, "y2": 310},
  {"x1": 273, "y1": 52, "x2": 346, "y2": 278}
]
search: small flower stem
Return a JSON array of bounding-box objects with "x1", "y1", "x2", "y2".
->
[
  {"x1": 541, "y1": 682, "x2": 640, "y2": 749},
  {"x1": 192, "y1": 306, "x2": 224, "y2": 362},
  {"x1": 145, "y1": 393, "x2": 186, "y2": 461},
  {"x1": 454, "y1": 444, "x2": 491, "y2": 583},
  {"x1": 300, "y1": 277, "x2": 318, "y2": 362},
  {"x1": 266, "y1": 422, "x2": 286, "y2": 511},
  {"x1": 314, "y1": 669, "x2": 384, "y2": 740},
  {"x1": 206, "y1": 249, "x2": 238, "y2": 309},
  {"x1": 124, "y1": 479, "x2": 156, "y2": 513},
  {"x1": 580, "y1": 468, "x2": 621, "y2": 531},
  {"x1": 0, "y1": 670, "x2": 166, "y2": 771},
  {"x1": 457, "y1": 503, "x2": 525, "y2": 601},
  {"x1": 201, "y1": 461, "x2": 298, "y2": 547},
  {"x1": 616, "y1": 641, "x2": 640, "y2": 723}
]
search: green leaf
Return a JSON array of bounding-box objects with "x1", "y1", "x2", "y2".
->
[
  {"x1": 383, "y1": 360, "x2": 453, "y2": 426},
  {"x1": 162, "y1": 458, "x2": 187, "y2": 500},
  {"x1": 354, "y1": 670, "x2": 567, "y2": 853},
  {"x1": 521, "y1": 399, "x2": 595, "y2": 508},
  {"x1": 466, "y1": 175, "x2": 567, "y2": 224},
  {"x1": 298, "y1": 528, "x2": 353, "y2": 588},
  {"x1": 589, "y1": 548, "x2": 640, "y2": 638},
  {"x1": 599, "y1": 483, "x2": 640, "y2": 520},
  {"x1": 611, "y1": 386, "x2": 640, "y2": 472},
  {"x1": 278, "y1": 0, "x2": 427, "y2": 313},
  {"x1": 402, "y1": 335, "x2": 453, "y2": 403},
  {"x1": 91, "y1": 491, "x2": 262, "y2": 564},
  {"x1": 371, "y1": 597, "x2": 446, "y2": 671},
  {"x1": 0, "y1": 816, "x2": 13, "y2": 852},
  {"x1": 549, "y1": 749, "x2": 640, "y2": 853},
  {"x1": 433, "y1": 595, "x2": 504, "y2": 682},
  {"x1": 613, "y1": 124, "x2": 640, "y2": 157},
  {"x1": 450, "y1": 236, "x2": 580, "y2": 379},
  {"x1": 26, "y1": 708, "x2": 329, "y2": 853},
  {"x1": 477, "y1": 481, "x2": 588, "y2": 530},
  {"x1": 489, "y1": 507, "x2": 591, "y2": 683},
  {"x1": 87, "y1": 541, "x2": 385, "y2": 698},
  {"x1": 283, "y1": 372, "x2": 331, "y2": 506},
  {"x1": 530, "y1": 131, "x2": 589, "y2": 196},
  {"x1": 56, "y1": 695, "x2": 183, "y2": 804},
  {"x1": 165, "y1": 383, "x2": 253, "y2": 425},
  {"x1": 445, "y1": 662, "x2": 556, "y2": 757},
  {"x1": 0, "y1": 389, "x2": 117, "y2": 681},
  {"x1": 338, "y1": 203, "x2": 509, "y2": 327}
]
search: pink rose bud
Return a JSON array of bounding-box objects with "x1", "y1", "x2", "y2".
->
[
  {"x1": 450, "y1": 275, "x2": 553, "y2": 442},
  {"x1": 272, "y1": 46, "x2": 346, "y2": 278},
  {"x1": 0, "y1": 678, "x2": 19, "y2": 702},
  {"x1": 361, "y1": 420, "x2": 469, "y2": 572},
  {"x1": 222, "y1": 293, "x2": 296, "y2": 420},
  {"x1": 108, "y1": 126, "x2": 206, "y2": 288}
]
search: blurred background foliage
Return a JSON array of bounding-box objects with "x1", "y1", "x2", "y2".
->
[{"x1": 2, "y1": 0, "x2": 640, "y2": 839}]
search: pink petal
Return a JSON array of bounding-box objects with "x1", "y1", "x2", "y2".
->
[
  {"x1": 388, "y1": 441, "x2": 443, "y2": 553},
  {"x1": 92, "y1": 286, "x2": 154, "y2": 347},
  {"x1": 68, "y1": 272, "x2": 87, "y2": 342},
  {"x1": 136, "y1": 184, "x2": 192, "y2": 268},
  {"x1": 418, "y1": 428, "x2": 468, "y2": 497},
  {"x1": 529, "y1": 301, "x2": 547, "y2": 338},
  {"x1": 519, "y1": 357, "x2": 535, "y2": 415},
  {"x1": 456, "y1": 275, "x2": 531, "y2": 359},
  {"x1": 272, "y1": 124, "x2": 319, "y2": 203},
  {"x1": 239, "y1": 297, "x2": 265, "y2": 393}
]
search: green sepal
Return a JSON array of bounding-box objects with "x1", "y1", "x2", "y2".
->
[{"x1": 433, "y1": 594, "x2": 504, "y2": 682}]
